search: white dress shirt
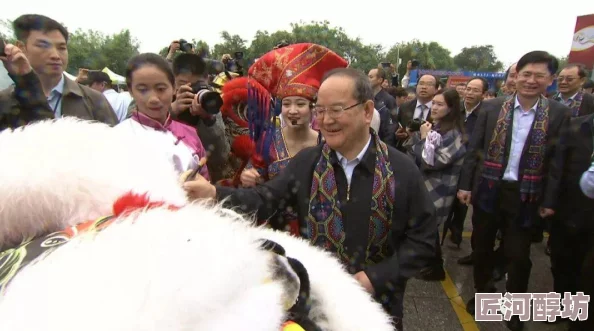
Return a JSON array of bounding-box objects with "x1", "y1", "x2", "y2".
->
[
  {"x1": 103, "y1": 90, "x2": 133, "y2": 123},
  {"x1": 413, "y1": 100, "x2": 432, "y2": 120},
  {"x1": 502, "y1": 97, "x2": 537, "y2": 181},
  {"x1": 371, "y1": 109, "x2": 381, "y2": 134},
  {"x1": 335, "y1": 135, "x2": 372, "y2": 185}
]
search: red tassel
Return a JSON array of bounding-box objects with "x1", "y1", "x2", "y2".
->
[
  {"x1": 112, "y1": 192, "x2": 179, "y2": 217},
  {"x1": 231, "y1": 135, "x2": 255, "y2": 161}
]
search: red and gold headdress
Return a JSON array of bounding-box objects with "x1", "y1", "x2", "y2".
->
[{"x1": 247, "y1": 43, "x2": 348, "y2": 166}]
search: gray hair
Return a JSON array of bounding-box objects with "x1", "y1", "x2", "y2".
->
[{"x1": 321, "y1": 68, "x2": 373, "y2": 104}]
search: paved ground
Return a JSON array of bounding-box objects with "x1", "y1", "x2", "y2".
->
[{"x1": 401, "y1": 206, "x2": 570, "y2": 331}]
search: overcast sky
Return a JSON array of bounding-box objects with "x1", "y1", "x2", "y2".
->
[{"x1": 3, "y1": 0, "x2": 593, "y2": 70}]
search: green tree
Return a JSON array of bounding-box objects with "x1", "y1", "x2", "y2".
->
[
  {"x1": 557, "y1": 55, "x2": 569, "y2": 73},
  {"x1": 98, "y1": 30, "x2": 140, "y2": 74},
  {"x1": 245, "y1": 21, "x2": 382, "y2": 71},
  {"x1": 288, "y1": 21, "x2": 382, "y2": 71},
  {"x1": 66, "y1": 28, "x2": 139, "y2": 74},
  {"x1": 385, "y1": 40, "x2": 456, "y2": 77},
  {"x1": 453, "y1": 45, "x2": 504, "y2": 72},
  {"x1": 67, "y1": 28, "x2": 108, "y2": 72},
  {"x1": 248, "y1": 30, "x2": 295, "y2": 59},
  {"x1": 211, "y1": 31, "x2": 248, "y2": 61}
]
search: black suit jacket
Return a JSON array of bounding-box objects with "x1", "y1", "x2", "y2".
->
[
  {"x1": 462, "y1": 101, "x2": 482, "y2": 144},
  {"x1": 556, "y1": 113, "x2": 594, "y2": 229},
  {"x1": 550, "y1": 92, "x2": 594, "y2": 117},
  {"x1": 216, "y1": 141, "x2": 437, "y2": 319},
  {"x1": 579, "y1": 92, "x2": 594, "y2": 117},
  {"x1": 374, "y1": 89, "x2": 397, "y2": 147},
  {"x1": 394, "y1": 99, "x2": 432, "y2": 151},
  {"x1": 396, "y1": 99, "x2": 432, "y2": 128},
  {"x1": 459, "y1": 96, "x2": 570, "y2": 209}
]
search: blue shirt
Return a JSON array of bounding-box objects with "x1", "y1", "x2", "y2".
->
[{"x1": 47, "y1": 75, "x2": 65, "y2": 117}]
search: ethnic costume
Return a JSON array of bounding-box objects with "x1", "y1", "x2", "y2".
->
[{"x1": 244, "y1": 43, "x2": 348, "y2": 236}]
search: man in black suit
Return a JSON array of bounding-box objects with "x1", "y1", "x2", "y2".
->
[
  {"x1": 553, "y1": 64, "x2": 594, "y2": 117},
  {"x1": 457, "y1": 51, "x2": 570, "y2": 331},
  {"x1": 394, "y1": 74, "x2": 438, "y2": 151},
  {"x1": 549, "y1": 113, "x2": 594, "y2": 331},
  {"x1": 368, "y1": 67, "x2": 397, "y2": 146}
]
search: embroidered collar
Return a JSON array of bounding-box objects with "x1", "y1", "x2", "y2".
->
[{"x1": 131, "y1": 111, "x2": 173, "y2": 132}]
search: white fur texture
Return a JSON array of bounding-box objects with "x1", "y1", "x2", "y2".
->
[
  {"x1": 0, "y1": 119, "x2": 394, "y2": 331},
  {"x1": 0, "y1": 118, "x2": 188, "y2": 248}
]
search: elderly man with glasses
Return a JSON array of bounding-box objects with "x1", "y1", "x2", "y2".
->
[{"x1": 183, "y1": 67, "x2": 437, "y2": 331}]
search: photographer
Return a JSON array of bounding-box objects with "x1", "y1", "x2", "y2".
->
[
  {"x1": 170, "y1": 52, "x2": 230, "y2": 182},
  {"x1": 0, "y1": 42, "x2": 54, "y2": 131},
  {"x1": 165, "y1": 39, "x2": 194, "y2": 63}
]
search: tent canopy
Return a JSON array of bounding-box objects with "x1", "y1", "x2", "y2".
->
[{"x1": 102, "y1": 67, "x2": 125, "y2": 85}]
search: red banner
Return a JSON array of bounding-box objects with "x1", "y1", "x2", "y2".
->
[{"x1": 568, "y1": 14, "x2": 594, "y2": 69}]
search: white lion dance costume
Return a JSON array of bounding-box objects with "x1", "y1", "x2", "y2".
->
[{"x1": 0, "y1": 118, "x2": 393, "y2": 331}]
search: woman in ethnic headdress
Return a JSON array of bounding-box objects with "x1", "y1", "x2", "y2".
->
[{"x1": 240, "y1": 43, "x2": 348, "y2": 236}]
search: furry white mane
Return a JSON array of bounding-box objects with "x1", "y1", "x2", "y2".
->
[
  {"x1": 0, "y1": 119, "x2": 393, "y2": 331},
  {"x1": 0, "y1": 118, "x2": 187, "y2": 248}
]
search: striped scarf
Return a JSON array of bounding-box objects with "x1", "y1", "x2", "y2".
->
[
  {"x1": 306, "y1": 131, "x2": 395, "y2": 264},
  {"x1": 478, "y1": 95, "x2": 550, "y2": 216}
]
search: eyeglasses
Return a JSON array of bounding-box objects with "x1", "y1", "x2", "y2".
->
[
  {"x1": 557, "y1": 76, "x2": 578, "y2": 83},
  {"x1": 313, "y1": 102, "x2": 361, "y2": 119}
]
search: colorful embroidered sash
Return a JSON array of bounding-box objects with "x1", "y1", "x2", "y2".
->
[
  {"x1": 0, "y1": 215, "x2": 116, "y2": 294},
  {"x1": 479, "y1": 95, "x2": 550, "y2": 208},
  {"x1": 554, "y1": 92, "x2": 583, "y2": 117},
  {"x1": 306, "y1": 131, "x2": 395, "y2": 264}
]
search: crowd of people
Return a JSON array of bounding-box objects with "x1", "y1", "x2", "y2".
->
[{"x1": 1, "y1": 13, "x2": 594, "y2": 331}]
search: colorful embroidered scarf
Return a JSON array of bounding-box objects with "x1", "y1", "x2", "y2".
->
[
  {"x1": 479, "y1": 95, "x2": 550, "y2": 210},
  {"x1": 306, "y1": 131, "x2": 395, "y2": 264},
  {"x1": 554, "y1": 91, "x2": 583, "y2": 117}
]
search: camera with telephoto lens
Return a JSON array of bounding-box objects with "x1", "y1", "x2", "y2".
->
[
  {"x1": 178, "y1": 39, "x2": 193, "y2": 53},
  {"x1": 190, "y1": 81, "x2": 223, "y2": 115},
  {"x1": 407, "y1": 118, "x2": 426, "y2": 132}
]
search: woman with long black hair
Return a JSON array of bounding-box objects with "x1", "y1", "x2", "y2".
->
[{"x1": 403, "y1": 88, "x2": 467, "y2": 280}]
